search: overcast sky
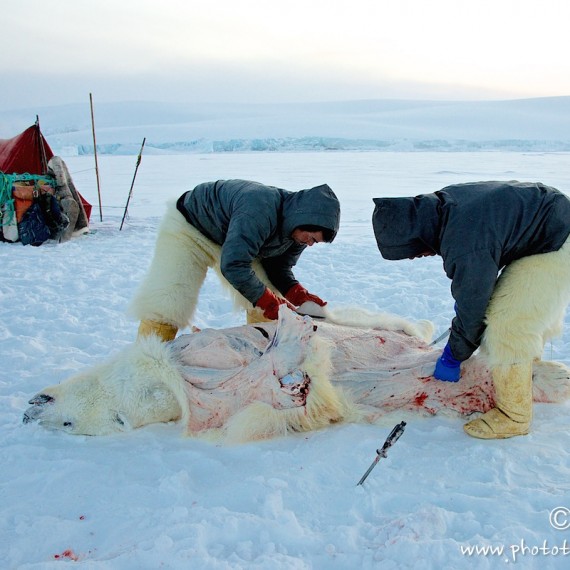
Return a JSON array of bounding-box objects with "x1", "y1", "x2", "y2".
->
[{"x1": 2, "y1": 0, "x2": 569, "y2": 110}]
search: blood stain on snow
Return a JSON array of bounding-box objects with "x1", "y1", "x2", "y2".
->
[
  {"x1": 53, "y1": 549, "x2": 79, "y2": 561},
  {"x1": 414, "y1": 392, "x2": 428, "y2": 406}
]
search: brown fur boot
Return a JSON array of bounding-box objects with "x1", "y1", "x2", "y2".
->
[
  {"x1": 246, "y1": 308, "x2": 273, "y2": 324},
  {"x1": 138, "y1": 319, "x2": 178, "y2": 342},
  {"x1": 463, "y1": 363, "x2": 532, "y2": 439}
]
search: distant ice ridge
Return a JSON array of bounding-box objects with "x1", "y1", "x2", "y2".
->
[
  {"x1": 3, "y1": 96, "x2": 570, "y2": 156},
  {"x1": 57, "y1": 137, "x2": 570, "y2": 156}
]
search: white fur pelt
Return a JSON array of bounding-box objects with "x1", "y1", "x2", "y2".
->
[
  {"x1": 213, "y1": 335, "x2": 359, "y2": 444},
  {"x1": 24, "y1": 306, "x2": 570, "y2": 443},
  {"x1": 47, "y1": 156, "x2": 89, "y2": 240},
  {"x1": 322, "y1": 305, "x2": 434, "y2": 343},
  {"x1": 482, "y1": 235, "x2": 570, "y2": 367},
  {"x1": 129, "y1": 201, "x2": 279, "y2": 328},
  {"x1": 23, "y1": 335, "x2": 189, "y2": 436}
]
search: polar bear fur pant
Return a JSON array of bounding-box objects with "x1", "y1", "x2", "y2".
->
[
  {"x1": 463, "y1": 234, "x2": 570, "y2": 437},
  {"x1": 129, "y1": 201, "x2": 277, "y2": 329},
  {"x1": 482, "y1": 235, "x2": 570, "y2": 365}
]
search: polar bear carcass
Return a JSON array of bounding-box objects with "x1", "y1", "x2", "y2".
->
[{"x1": 23, "y1": 307, "x2": 570, "y2": 443}]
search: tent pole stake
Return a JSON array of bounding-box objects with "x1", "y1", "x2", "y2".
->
[
  {"x1": 120, "y1": 138, "x2": 146, "y2": 231},
  {"x1": 89, "y1": 93, "x2": 103, "y2": 222}
]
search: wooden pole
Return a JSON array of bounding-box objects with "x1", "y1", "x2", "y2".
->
[
  {"x1": 89, "y1": 93, "x2": 103, "y2": 221},
  {"x1": 35, "y1": 115, "x2": 49, "y2": 175},
  {"x1": 120, "y1": 138, "x2": 146, "y2": 231}
]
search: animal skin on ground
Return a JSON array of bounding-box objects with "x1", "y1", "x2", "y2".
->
[{"x1": 23, "y1": 306, "x2": 570, "y2": 444}]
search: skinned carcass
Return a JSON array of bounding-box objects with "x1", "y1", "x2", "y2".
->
[{"x1": 23, "y1": 307, "x2": 570, "y2": 443}]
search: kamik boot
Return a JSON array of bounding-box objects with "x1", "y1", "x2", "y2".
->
[
  {"x1": 246, "y1": 308, "x2": 273, "y2": 324},
  {"x1": 463, "y1": 362, "x2": 532, "y2": 439},
  {"x1": 138, "y1": 319, "x2": 178, "y2": 342}
]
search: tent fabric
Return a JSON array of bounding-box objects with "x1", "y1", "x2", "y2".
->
[
  {"x1": 0, "y1": 124, "x2": 54, "y2": 175},
  {"x1": 79, "y1": 192, "x2": 92, "y2": 221},
  {"x1": 1, "y1": 123, "x2": 92, "y2": 244}
]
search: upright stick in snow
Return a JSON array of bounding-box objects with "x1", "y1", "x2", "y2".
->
[
  {"x1": 89, "y1": 93, "x2": 103, "y2": 222},
  {"x1": 120, "y1": 138, "x2": 146, "y2": 231}
]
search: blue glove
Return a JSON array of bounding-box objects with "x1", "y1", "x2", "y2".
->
[{"x1": 434, "y1": 343, "x2": 461, "y2": 382}]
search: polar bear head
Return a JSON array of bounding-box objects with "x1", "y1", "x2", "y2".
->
[{"x1": 23, "y1": 336, "x2": 187, "y2": 436}]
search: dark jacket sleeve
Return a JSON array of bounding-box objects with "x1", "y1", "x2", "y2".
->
[
  {"x1": 445, "y1": 249, "x2": 500, "y2": 361},
  {"x1": 260, "y1": 243, "x2": 306, "y2": 294},
  {"x1": 219, "y1": 212, "x2": 275, "y2": 304}
]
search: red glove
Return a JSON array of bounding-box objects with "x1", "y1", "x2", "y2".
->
[
  {"x1": 255, "y1": 288, "x2": 296, "y2": 320},
  {"x1": 285, "y1": 283, "x2": 327, "y2": 307}
]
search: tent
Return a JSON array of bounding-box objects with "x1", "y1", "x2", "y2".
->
[
  {"x1": 0, "y1": 121, "x2": 54, "y2": 176},
  {"x1": 0, "y1": 120, "x2": 91, "y2": 245}
]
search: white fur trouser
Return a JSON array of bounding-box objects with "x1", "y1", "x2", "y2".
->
[
  {"x1": 129, "y1": 201, "x2": 273, "y2": 329},
  {"x1": 482, "y1": 235, "x2": 570, "y2": 367}
]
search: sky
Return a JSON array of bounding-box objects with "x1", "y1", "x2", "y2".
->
[{"x1": 2, "y1": 0, "x2": 570, "y2": 110}]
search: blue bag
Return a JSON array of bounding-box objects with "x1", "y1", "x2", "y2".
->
[
  {"x1": 17, "y1": 201, "x2": 51, "y2": 246},
  {"x1": 39, "y1": 192, "x2": 69, "y2": 240}
]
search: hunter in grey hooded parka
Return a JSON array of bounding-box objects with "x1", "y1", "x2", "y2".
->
[
  {"x1": 177, "y1": 179, "x2": 340, "y2": 305},
  {"x1": 372, "y1": 181, "x2": 570, "y2": 362}
]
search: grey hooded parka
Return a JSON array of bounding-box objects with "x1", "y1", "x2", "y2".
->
[
  {"x1": 372, "y1": 181, "x2": 570, "y2": 362},
  {"x1": 177, "y1": 179, "x2": 340, "y2": 305}
]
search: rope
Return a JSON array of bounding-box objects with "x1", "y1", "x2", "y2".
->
[
  {"x1": 0, "y1": 172, "x2": 16, "y2": 227},
  {"x1": 8, "y1": 173, "x2": 55, "y2": 184}
]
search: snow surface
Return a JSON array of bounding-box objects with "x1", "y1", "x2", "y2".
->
[{"x1": 2, "y1": 150, "x2": 570, "y2": 569}]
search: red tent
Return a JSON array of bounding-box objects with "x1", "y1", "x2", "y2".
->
[
  {"x1": 0, "y1": 122, "x2": 54, "y2": 175},
  {"x1": 0, "y1": 121, "x2": 92, "y2": 221}
]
